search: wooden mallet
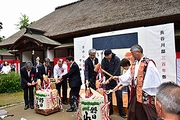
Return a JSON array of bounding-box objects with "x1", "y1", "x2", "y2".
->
[{"x1": 94, "y1": 63, "x2": 113, "y2": 77}]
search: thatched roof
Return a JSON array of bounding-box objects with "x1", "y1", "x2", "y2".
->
[
  {"x1": 29, "y1": 0, "x2": 180, "y2": 38},
  {"x1": 9, "y1": 33, "x2": 61, "y2": 50},
  {"x1": 0, "y1": 50, "x2": 14, "y2": 56},
  {"x1": 1, "y1": 0, "x2": 180, "y2": 47},
  {"x1": 23, "y1": 34, "x2": 60, "y2": 45},
  {"x1": 0, "y1": 29, "x2": 60, "y2": 49},
  {"x1": 54, "y1": 43, "x2": 73, "y2": 49},
  {"x1": 0, "y1": 29, "x2": 25, "y2": 47}
]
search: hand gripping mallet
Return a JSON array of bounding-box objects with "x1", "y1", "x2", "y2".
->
[
  {"x1": 94, "y1": 63, "x2": 113, "y2": 77},
  {"x1": 94, "y1": 63, "x2": 114, "y2": 94}
]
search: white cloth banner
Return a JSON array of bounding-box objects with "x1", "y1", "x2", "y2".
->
[
  {"x1": 146, "y1": 23, "x2": 176, "y2": 83},
  {"x1": 177, "y1": 59, "x2": 180, "y2": 86},
  {"x1": 74, "y1": 23, "x2": 176, "y2": 84},
  {"x1": 74, "y1": 36, "x2": 92, "y2": 85}
]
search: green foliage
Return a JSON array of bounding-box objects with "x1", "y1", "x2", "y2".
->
[
  {"x1": 0, "y1": 72, "x2": 22, "y2": 93},
  {"x1": 0, "y1": 35, "x2": 5, "y2": 42},
  {"x1": 0, "y1": 21, "x2": 6, "y2": 50},
  {"x1": 0, "y1": 22, "x2": 2, "y2": 30},
  {"x1": 0, "y1": 37, "x2": 3, "y2": 43},
  {"x1": 15, "y1": 13, "x2": 30, "y2": 30},
  {"x1": 0, "y1": 22, "x2": 5, "y2": 43},
  {"x1": 0, "y1": 36, "x2": 6, "y2": 50}
]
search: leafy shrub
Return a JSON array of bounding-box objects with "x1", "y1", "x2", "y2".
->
[{"x1": 0, "y1": 72, "x2": 22, "y2": 93}]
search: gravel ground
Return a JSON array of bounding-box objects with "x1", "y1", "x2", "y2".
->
[{"x1": 0, "y1": 103, "x2": 127, "y2": 120}]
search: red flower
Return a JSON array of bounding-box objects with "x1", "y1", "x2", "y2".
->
[
  {"x1": 61, "y1": 69, "x2": 64, "y2": 73},
  {"x1": 48, "y1": 70, "x2": 51, "y2": 73},
  {"x1": 31, "y1": 74, "x2": 34, "y2": 81},
  {"x1": 31, "y1": 74, "x2": 34, "y2": 77}
]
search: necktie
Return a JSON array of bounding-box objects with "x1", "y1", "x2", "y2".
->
[
  {"x1": 92, "y1": 59, "x2": 95, "y2": 66},
  {"x1": 28, "y1": 71, "x2": 30, "y2": 77},
  {"x1": 45, "y1": 66, "x2": 47, "y2": 74}
]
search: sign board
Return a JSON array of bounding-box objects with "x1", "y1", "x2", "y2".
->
[{"x1": 74, "y1": 23, "x2": 176, "y2": 83}]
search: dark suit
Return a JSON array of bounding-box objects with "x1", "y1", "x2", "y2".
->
[
  {"x1": 38, "y1": 64, "x2": 52, "y2": 82},
  {"x1": 84, "y1": 57, "x2": 98, "y2": 90},
  {"x1": 62, "y1": 62, "x2": 82, "y2": 108},
  {"x1": 31, "y1": 54, "x2": 42, "y2": 67},
  {"x1": 20, "y1": 66, "x2": 37, "y2": 106}
]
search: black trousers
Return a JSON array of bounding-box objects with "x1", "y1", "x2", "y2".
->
[
  {"x1": 107, "y1": 90, "x2": 123, "y2": 113},
  {"x1": 55, "y1": 79, "x2": 67, "y2": 102},
  {"x1": 89, "y1": 75, "x2": 96, "y2": 90},
  {"x1": 115, "y1": 90, "x2": 123, "y2": 112},
  {"x1": 69, "y1": 86, "x2": 81, "y2": 108},
  {"x1": 23, "y1": 86, "x2": 34, "y2": 106},
  {"x1": 105, "y1": 84, "x2": 124, "y2": 114}
]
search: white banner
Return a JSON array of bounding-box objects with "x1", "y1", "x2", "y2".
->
[
  {"x1": 177, "y1": 59, "x2": 180, "y2": 86},
  {"x1": 74, "y1": 36, "x2": 92, "y2": 85},
  {"x1": 74, "y1": 23, "x2": 176, "y2": 84},
  {"x1": 146, "y1": 23, "x2": 176, "y2": 83}
]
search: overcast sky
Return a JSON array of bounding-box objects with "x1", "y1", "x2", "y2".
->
[{"x1": 0, "y1": 0, "x2": 78, "y2": 38}]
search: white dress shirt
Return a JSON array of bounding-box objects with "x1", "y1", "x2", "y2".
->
[
  {"x1": 27, "y1": 70, "x2": 31, "y2": 77},
  {"x1": 119, "y1": 56, "x2": 162, "y2": 96},
  {"x1": 44, "y1": 65, "x2": 47, "y2": 74},
  {"x1": 1, "y1": 65, "x2": 11, "y2": 74},
  {"x1": 53, "y1": 63, "x2": 68, "y2": 79},
  {"x1": 91, "y1": 58, "x2": 95, "y2": 66},
  {"x1": 70, "y1": 61, "x2": 74, "y2": 68}
]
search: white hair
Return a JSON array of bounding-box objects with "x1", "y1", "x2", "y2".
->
[
  {"x1": 156, "y1": 81, "x2": 180, "y2": 115},
  {"x1": 88, "y1": 48, "x2": 96, "y2": 55},
  {"x1": 25, "y1": 61, "x2": 33, "y2": 68}
]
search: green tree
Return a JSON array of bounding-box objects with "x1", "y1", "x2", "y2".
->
[
  {"x1": 0, "y1": 22, "x2": 2, "y2": 30},
  {"x1": 0, "y1": 22, "x2": 5, "y2": 42},
  {"x1": 0, "y1": 22, "x2": 7, "y2": 50},
  {"x1": 15, "y1": 13, "x2": 31, "y2": 30}
]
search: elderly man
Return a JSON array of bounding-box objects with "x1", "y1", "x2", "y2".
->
[
  {"x1": 54, "y1": 59, "x2": 68, "y2": 105},
  {"x1": 156, "y1": 81, "x2": 180, "y2": 120},
  {"x1": 84, "y1": 48, "x2": 99, "y2": 90},
  {"x1": 113, "y1": 44, "x2": 162, "y2": 120},
  {"x1": 20, "y1": 61, "x2": 37, "y2": 110}
]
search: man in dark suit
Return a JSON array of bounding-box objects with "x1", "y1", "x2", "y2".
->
[
  {"x1": 38, "y1": 58, "x2": 52, "y2": 84},
  {"x1": 60, "y1": 56, "x2": 82, "y2": 112},
  {"x1": 20, "y1": 61, "x2": 37, "y2": 110},
  {"x1": 84, "y1": 48, "x2": 98, "y2": 90},
  {"x1": 31, "y1": 50, "x2": 42, "y2": 72}
]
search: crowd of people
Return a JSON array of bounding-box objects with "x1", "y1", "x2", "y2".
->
[
  {"x1": 19, "y1": 45, "x2": 180, "y2": 120},
  {"x1": 0, "y1": 61, "x2": 16, "y2": 74},
  {"x1": 20, "y1": 51, "x2": 82, "y2": 112}
]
